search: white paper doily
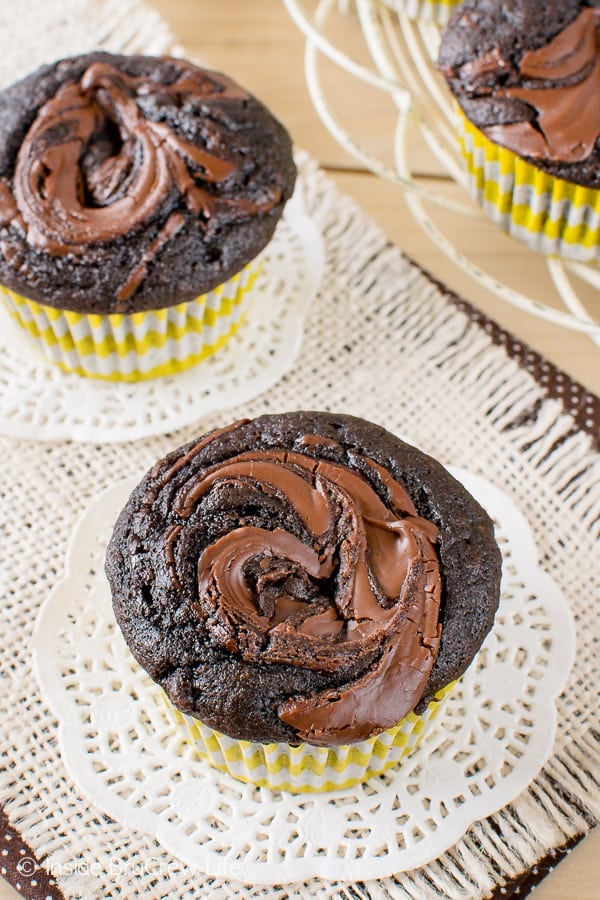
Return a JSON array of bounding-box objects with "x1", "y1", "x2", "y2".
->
[
  {"x1": 0, "y1": 168, "x2": 324, "y2": 444},
  {"x1": 32, "y1": 465, "x2": 575, "y2": 885}
]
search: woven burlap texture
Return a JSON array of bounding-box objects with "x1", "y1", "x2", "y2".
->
[{"x1": 0, "y1": 1, "x2": 598, "y2": 898}]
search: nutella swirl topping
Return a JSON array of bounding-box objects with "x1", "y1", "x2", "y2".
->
[
  {"x1": 451, "y1": 8, "x2": 600, "y2": 163},
  {"x1": 1, "y1": 58, "x2": 282, "y2": 302},
  {"x1": 152, "y1": 425, "x2": 442, "y2": 746}
]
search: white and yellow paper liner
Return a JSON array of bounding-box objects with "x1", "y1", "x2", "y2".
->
[
  {"x1": 169, "y1": 681, "x2": 456, "y2": 793},
  {"x1": 457, "y1": 111, "x2": 600, "y2": 264},
  {"x1": 0, "y1": 257, "x2": 262, "y2": 381},
  {"x1": 383, "y1": 0, "x2": 461, "y2": 24}
]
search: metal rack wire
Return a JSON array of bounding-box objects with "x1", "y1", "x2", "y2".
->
[{"x1": 282, "y1": 0, "x2": 600, "y2": 344}]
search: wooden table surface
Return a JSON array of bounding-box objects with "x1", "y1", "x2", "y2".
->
[{"x1": 1, "y1": 2, "x2": 598, "y2": 898}]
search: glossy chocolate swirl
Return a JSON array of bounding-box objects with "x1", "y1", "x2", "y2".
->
[
  {"x1": 475, "y1": 9, "x2": 600, "y2": 162},
  {"x1": 0, "y1": 54, "x2": 293, "y2": 310},
  {"x1": 143, "y1": 424, "x2": 442, "y2": 745},
  {"x1": 10, "y1": 60, "x2": 281, "y2": 255},
  {"x1": 440, "y1": 5, "x2": 600, "y2": 165}
]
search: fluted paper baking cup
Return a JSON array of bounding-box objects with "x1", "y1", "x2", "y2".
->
[
  {"x1": 0, "y1": 257, "x2": 262, "y2": 381},
  {"x1": 457, "y1": 111, "x2": 600, "y2": 264},
  {"x1": 168, "y1": 682, "x2": 456, "y2": 793},
  {"x1": 382, "y1": 0, "x2": 461, "y2": 24}
]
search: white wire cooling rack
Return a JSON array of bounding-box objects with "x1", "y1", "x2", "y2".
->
[{"x1": 282, "y1": 0, "x2": 600, "y2": 345}]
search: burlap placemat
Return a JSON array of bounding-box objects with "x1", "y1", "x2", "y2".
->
[{"x1": 0, "y1": 2, "x2": 598, "y2": 898}]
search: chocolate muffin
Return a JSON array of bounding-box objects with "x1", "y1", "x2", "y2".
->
[
  {"x1": 438, "y1": 0, "x2": 600, "y2": 186},
  {"x1": 0, "y1": 51, "x2": 296, "y2": 313},
  {"x1": 437, "y1": 1, "x2": 600, "y2": 261},
  {"x1": 0, "y1": 52, "x2": 296, "y2": 379},
  {"x1": 106, "y1": 412, "x2": 502, "y2": 749}
]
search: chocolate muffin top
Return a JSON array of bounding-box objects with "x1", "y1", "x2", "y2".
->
[
  {"x1": 0, "y1": 52, "x2": 296, "y2": 313},
  {"x1": 105, "y1": 412, "x2": 502, "y2": 747},
  {"x1": 438, "y1": 0, "x2": 600, "y2": 187}
]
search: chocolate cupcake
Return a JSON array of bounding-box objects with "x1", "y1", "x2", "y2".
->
[
  {"x1": 438, "y1": 1, "x2": 600, "y2": 261},
  {"x1": 106, "y1": 412, "x2": 502, "y2": 791},
  {"x1": 0, "y1": 52, "x2": 296, "y2": 379}
]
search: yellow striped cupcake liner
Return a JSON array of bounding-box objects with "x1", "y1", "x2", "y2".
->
[
  {"x1": 457, "y1": 110, "x2": 600, "y2": 264},
  {"x1": 0, "y1": 257, "x2": 262, "y2": 381},
  {"x1": 383, "y1": 0, "x2": 461, "y2": 24},
  {"x1": 168, "y1": 681, "x2": 456, "y2": 793}
]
